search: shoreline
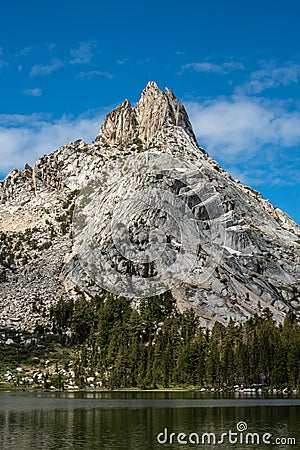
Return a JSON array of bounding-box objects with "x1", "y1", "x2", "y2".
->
[{"x1": 0, "y1": 386, "x2": 299, "y2": 396}]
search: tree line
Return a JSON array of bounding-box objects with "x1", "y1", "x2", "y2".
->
[{"x1": 50, "y1": 291, "x2": 300, "y2": 389}]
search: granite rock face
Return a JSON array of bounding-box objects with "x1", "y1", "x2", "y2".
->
[
  {"x1": 0, "y1": 81, "x2": 299, "y2": 330},
  {"x1": 98, "y1": 81, "x2": 197, "y2": 145}
]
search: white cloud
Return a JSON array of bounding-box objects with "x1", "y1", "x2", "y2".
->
[
  {"x1": 28, "y1": 42, "x2": 95, "y2": 78},
  {"x1": 0, "y1": 48, "x2": 6, "y2": 69},
  {"x1": 23, "y1": 88, "x2": 42, "y2": 97},
  {"x1": 186, "y1": 95, "x2": 300, "y2": 188},
  {"x1": 30, "y1": 59, "x2": 64, "y2": 76},
  {"x1": 182, "y1": 61, "x2": 244, "y2": 74},
  {"x1": 116, "y1": 58, "x2": 127, "y2": 65},
  {"x1": 0, "y1": 112, "x2": 104, "y2": 176},
  {"x1": 70, "y1": 42, "x2": 94, "y2": 65},
  {"x1": 77, "y1": 70, "x2": 113, "y2": 80},
  {"x1": 187, "y1": 96, "x2": 300, "y2": 158},
  {"x1": 236, "y1": 62, "x2": 300, "y2": 94}
]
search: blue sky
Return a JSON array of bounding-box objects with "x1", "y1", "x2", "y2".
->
[{"x1": 0, "y1": 0, "x2": 300, "y2": 224}]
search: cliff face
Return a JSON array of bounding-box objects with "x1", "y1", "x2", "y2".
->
[
  {"x1": 0, "y1": 82, "x2": 299, "y2": 331},
  {"x1": 98, "y1": 81, "x2": 197, "y2": 145}
]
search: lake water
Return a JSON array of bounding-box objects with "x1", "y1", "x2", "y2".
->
[{"x1": 0, "y1": 391, "x2": 299, "y2": 449}]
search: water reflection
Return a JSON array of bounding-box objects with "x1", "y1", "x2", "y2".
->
[{"x1": 0, "y1": 392, "x2": 299, "y2": 449}]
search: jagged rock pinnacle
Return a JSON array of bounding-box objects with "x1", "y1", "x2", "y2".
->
[
  {"x1": 97, "y1": 81, "x2": 197, "y2": 145},
  {"x1": 0, "y1": 82, "x2": 299, "y2": 332}
]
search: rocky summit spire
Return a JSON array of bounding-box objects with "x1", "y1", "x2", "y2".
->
[
  {"x1": 97, "y1": 81, "x2": 197, "y2": 145},
  {"x1": 1, "y1": 81, "x2": 299, "y2": 333}
]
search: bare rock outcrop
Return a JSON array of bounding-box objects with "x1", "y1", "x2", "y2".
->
[
  {"x1": 0, "y1": 82, "x2": 299, "y2": 331},
  {"x1": 98, "y1": 81, "x2": 197, "y2": 146}
]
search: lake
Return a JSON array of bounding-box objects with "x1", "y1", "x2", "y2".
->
[{"x1": 0, "y1": 391, "x2": 299, "y2": 449}]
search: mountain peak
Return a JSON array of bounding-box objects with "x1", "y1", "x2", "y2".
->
[
  {"x1": 97, "y1": 81, "x2": 197, "y2": 145},
  {"x1": 143, "y1": 80, "x2": 161, "y2": 92},
  {"x1": 1, "y1": 82, "x2": 299, "y2": 332}
]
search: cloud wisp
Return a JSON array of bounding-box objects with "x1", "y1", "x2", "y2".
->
[
  {"x1": 186, "y1": 95, "x2": 300, "y2": 188},
  {"x1": 187, "y1": 96, "x2": 300, "y2": 156},
  {"x1": 22, "y1": 88, "x2": 42, "y2": 97},
  {"x1": 0, "y1": 112, "x2": 104, "y2": 177},
  {"x1": 236, "y1": 61, "x2": 300, "y2": 94},
  {"x1": 69, "y1": 42, "x2": 94, "y2": 65},
  {"x1": 30, "y1": 59, "x2": 64, "y2": 77},
  {"x1": 77, "y1": 70, "x2": 113, "y2": 80},
  {"x1": 0, "y1": 47, "x2": 7, "y2": 69},
  {"x1": 182, "y1": 61, "x2": 245, "y2": 74},
  {"x1": 29, "y1": 41, "x2": 95, "y2": 77}
]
